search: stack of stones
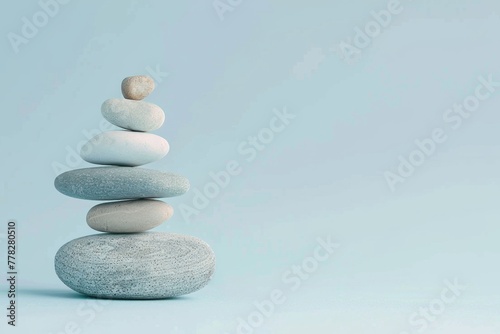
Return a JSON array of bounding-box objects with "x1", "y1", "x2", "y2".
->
[{"x1": 53, "y1": 75, "x2": 215, "y2": 299}]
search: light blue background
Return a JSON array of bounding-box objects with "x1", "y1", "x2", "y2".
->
[{"x1": 1, "y1": 0, "x2": 500, "y2": 333}]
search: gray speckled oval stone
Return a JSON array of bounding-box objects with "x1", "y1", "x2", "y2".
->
[
  {"x1": 121, "y1": 75, "x2": 155, "y2": 100},
  {"x1": 54, "y1": 167, "x2": 189, "y2": 200},
  {"x1": 80, "y1": 131, "x2": 169, "y2": 167},
  {"x1": 101, "y1": 98, "x2": 165, "y2": 132},
  {"x1": 55, "y1": 232, "x2": 215, "y2": 299},
  {"x1": 87, "y1": 199, "x2": 173, "y2": 233}
]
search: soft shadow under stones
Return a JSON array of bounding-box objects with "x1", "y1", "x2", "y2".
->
[{"x1": 21, "y1": 288, "x2": 193, "y2": 301}]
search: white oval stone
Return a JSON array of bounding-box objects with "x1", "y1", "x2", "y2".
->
[
  {"x1": 80, "y1": 131, "x2": 169, "y2": 166},
  {"x1": 55, "y1": 232, "x2": 216, "y2": 299},
  {"x1": 87, "y1": 199, "x2": 173, "y2": 233},
  {"x1": 101, "y1": 98, "x2": 165, "y2": 132},
  {"x1": 121, "y1": 75, "x2": 155, "y2": 100}
]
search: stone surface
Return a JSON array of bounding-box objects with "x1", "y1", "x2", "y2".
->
[
  {"x1": 121, "y1": 75, "x2": 155, "y2": 100},
  {"x1": 55, "y1": 232, "x2": 215, "y2": 299},
  {"x1": 80, "y1": 131, "x2": 169, "y2": 167},
  {"x1": 87, "y1": 199, "x2": 173, "y2": 233},
  {"x1": 101, "y1": 98, "x2": 165, "y2": 132},
  {"x1": 54, "y1": 167, "x2": 189, "y2": 200}
]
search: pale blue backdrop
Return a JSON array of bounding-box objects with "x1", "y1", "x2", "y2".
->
[{"x1": 1, "y1": 0, "x2": 500, "y2": 333}]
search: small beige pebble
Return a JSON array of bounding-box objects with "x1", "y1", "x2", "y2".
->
[
  {"x1": 121, "y1": 75, "x2": 155, "y2": 100},
  {"x1": 87, "y1": 199, "x2": 174, "y2": 233}
]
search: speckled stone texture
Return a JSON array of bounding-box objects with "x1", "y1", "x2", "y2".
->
[
  {"x1": 121, "y1": 75, "x2": 155, "y2": 100},
  {"x1": 101, "y1": 98, "x2": 165, "y2": 132},
  {"x1": 54, "y1": 167, "x2": 189, "y2": 200},
  {"x1": 87, "y1": 199, "x2": 173, "y2": 233},
  {"x1": 80, "y1": 131, "x2": 169, "y2": 166},
  {"x1": 55, "y1": 232, "x2": 216, "y2": 299}
]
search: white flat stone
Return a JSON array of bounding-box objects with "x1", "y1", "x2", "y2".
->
[
  {"x1": 101, "y1": 98, "x2": 165, "y2": 132},
  {"x1": 80, "y1": 131, "x2": 169, "y2": 166},
  {"x1": 87, "y1": 199, "x2": 173, "y2": 233}
]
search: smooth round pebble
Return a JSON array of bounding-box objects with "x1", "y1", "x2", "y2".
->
[
  {"x1": 121, "y1": 75, "x2": 155, "y2": 100},
  {"x1": 87, "y1": 199, "x2": 173, "y2": 233},
  {"x1": 102, "y1": 98, "x2": 165, "y2": 132},
  {"x1": 54, "y1": 167, "x2": 190, "y2": 200},
  {"x1": 80, "y1": 131, "x2": 169, "y2": 166},
  {"x1": 55, "y1": 232, "x2": 216, "y2": 299}
]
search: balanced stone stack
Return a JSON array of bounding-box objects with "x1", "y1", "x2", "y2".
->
[{"x1": 53, "y1": 75, "x2": 215, "y2": 299}]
